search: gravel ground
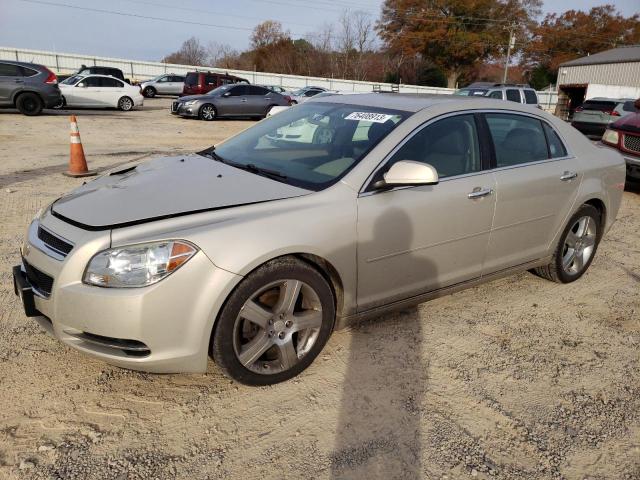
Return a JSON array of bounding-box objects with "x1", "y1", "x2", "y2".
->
[{"x1": 0, "y1": 98, "x2": 639, "y2": 480}]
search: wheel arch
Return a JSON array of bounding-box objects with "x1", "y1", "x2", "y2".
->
[
  {"x1": 12, "y1": 89, "x2": 44, "y2": 106},
  {"x1": 583, "y1": 197, "x2": 606, "y2": 229}
]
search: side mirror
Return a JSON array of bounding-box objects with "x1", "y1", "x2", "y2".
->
[
  {"x1": 77, "y1": 82, "x2": 87, "y2": 88},
  {"x1": 375, "y1": 160, "x2": 439, "y2": 189},
  {"x1": 222, "y1": 92, "x2": 231, "y2": 97}
]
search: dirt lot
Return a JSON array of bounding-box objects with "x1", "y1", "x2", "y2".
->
[{"x1": 0, "y1": 98, "x2": 639, "y2": 480}]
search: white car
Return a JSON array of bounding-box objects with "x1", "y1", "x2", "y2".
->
[{"x1": 59, "y1": 74, "x2": 144, "y2": 110}]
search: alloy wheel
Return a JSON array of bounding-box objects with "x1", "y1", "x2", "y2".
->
[
  {"x1": 562, "y1": 215, "x2": 597, "y2": 275},
  {"x1": 201, "y1": 105, "x2": 215, "y2": 120},
  {"x1": 233, "y1": 279, "x2": 323, "y2": 375},
  {"x1": 119, "y1": 97, "x2": 133, "y2": 111}
]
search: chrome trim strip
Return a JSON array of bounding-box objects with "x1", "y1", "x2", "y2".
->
[{"x1": 63, "y1": 330, "x2": 150, "y2": 352}]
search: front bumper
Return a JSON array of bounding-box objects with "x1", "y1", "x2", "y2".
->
[
  {"x1": 170, "y1": 101, "x2": 199, "y2": 117},
  {"x1": 14, "y1": 216, "x2": 241, "y2": 373},
  {"x1": 623, "y1": 153, "x2": 640, "y2": 179}
]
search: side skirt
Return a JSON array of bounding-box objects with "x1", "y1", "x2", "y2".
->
[{"x1": 335, "y1": 256, "x2": 552, "y2": 330}]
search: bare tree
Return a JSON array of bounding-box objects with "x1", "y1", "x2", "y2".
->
[
  {"x1": 161, "y1": 37, "x2": 208, "y2": 66},
  {"x1": 207, "y1": 41, "x2": 238, "y2": 68}
]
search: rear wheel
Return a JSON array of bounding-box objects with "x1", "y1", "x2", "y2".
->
[
  {"x1": 532, "y1": 204, "x2": 601, "y2": 283},
  {"x1": 16, "y1": 93, "x2": 43, "y2": 116},
  {"x1": 143, "y1": 86, "x2": 156, "y2": 98},
  {"x1": 118, "y1": 96, "x2": 134, "y2": 111},
  {"x1": 199, "y1": 104, "x2": 216, "y2": 121},
  {"x1": 265, "y1": 104, "x2": 277, "y2": 117},
  {"x1": 212, "y1": 257, "x2": 335, "y2": 385}
]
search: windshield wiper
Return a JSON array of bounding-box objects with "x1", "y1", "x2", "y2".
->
[{"x1": 200, "y1": 148, "x2": 287, "y2": 181}]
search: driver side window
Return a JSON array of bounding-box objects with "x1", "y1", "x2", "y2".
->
[{"x1": 386, "y1": 114, "x2": 481, "y2": 178}]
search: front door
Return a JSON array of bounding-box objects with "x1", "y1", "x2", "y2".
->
[
  {"x1": 217, "y1": 85, "x2": 249, "y2": 116},
  {"x1": 357, "y1": 114, "x2": 496, "y2": 311}
]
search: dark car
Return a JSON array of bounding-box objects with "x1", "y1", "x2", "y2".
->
[
  {"x1": 76, "y1": 65, "x2": 129, "y2": 83},
  {"x1": 601, "y1": 99, "x2": 640, "y2": 181},
  {"x1": 182, "y1": 71, "x2": 249, "y2": 96},
  {"x1": 0, "y1": 60, "x2": 62, "y2": 115},
  {"x1": 571, "y1": 98, "x2": 636, "y2": 138},
  {"x1": 171, "y1": 84, "x2": 289, "y2": 120}
]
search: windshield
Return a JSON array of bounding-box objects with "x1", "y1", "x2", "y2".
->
[
  {"x1": 61, "y1": 75, "x2": 84, "y2": 85},
  {"x1": 454, "y1": 88, "x2": 489, "y2": 96},
  {"x1": 210, "y1": 103, "x2": 407, "y2": 191}
]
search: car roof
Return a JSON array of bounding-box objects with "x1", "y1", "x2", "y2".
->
[
  {"x1": 311, "y1": 92, "x2": 542, "y2": 113},
  {"x1": 0, "y1": 60, "x2": 45, "y2": 69},
  {"x1": 75, "y1": 74, "x2": 125, "y2": 80}
]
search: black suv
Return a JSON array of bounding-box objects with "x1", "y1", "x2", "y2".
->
[
  {"x1": 0, "y1": 60, "x2": 62, "y2": 115},
  {"x1": 76, "y1": 65, "x2": 129, "y2": 83}
]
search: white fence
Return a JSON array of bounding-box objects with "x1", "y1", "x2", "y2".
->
[{"x1": 0, "y1": 46, "x2": 558, "y2": 111}]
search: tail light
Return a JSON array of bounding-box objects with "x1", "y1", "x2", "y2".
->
[
  {"x1": 43, "y1": 67, "x2": 57, "y2": 84},
  {"x1": 284, "y1": 95, "x2": 292, "y2": 105},
  {"x1": 610, "y1": 110, "x2": 621, "y2": 117},
  {"x1": 574, "y1": 106, "x2": 583, "y2": 112}
]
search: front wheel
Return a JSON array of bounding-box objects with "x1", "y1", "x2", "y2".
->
[
  {"x1": 211, "y1": 257, "x2": 335, "y2": 385},
  {"x1": 199, "y1": 104, "x2": 216, "y2": 121},
  {"x1": 143, "y1": 86, "x2": 156, "y2": 98},
  {"x1": 532, "y1": 204, "x2": 601, "y2": 283},
  {"x1": 118, "y1": 96, "x2": 134, "y2": 111}
]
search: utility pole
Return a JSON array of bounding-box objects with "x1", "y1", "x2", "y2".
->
[{"x1": 502, "y1": 23, "x2": 517, "y2": 84}]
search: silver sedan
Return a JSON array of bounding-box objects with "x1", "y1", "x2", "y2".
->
[{"x1": 14, "y1": 94, "x2": 625, "y2": 385}]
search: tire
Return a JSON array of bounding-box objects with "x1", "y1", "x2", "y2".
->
[
  {"x1": 532, "y1": 204, "x2": 601, "y2": 283},
  {"x1": 290, "y1": 100, "x2": 297, "y2": 105},
  {"x1": 16, "y1": 92, "x2": 43, "y2": 116},
  {"x1": 143, "y1": 86, "x2": 156, "y2": 98},
  {"x1": 212, "y1": 257, "x2": 335, "y2": 386},
  {"x1": 199, "y1": 104, "x2": 216, "y2": 121},
  {"x1": 52, "y1": 96, "x2": 66, "y2": 109},
  {"x1": 118, "y1": 96, "x2": 134, "y2": 111},
  {"x1": 265, "y1": 104, "x2": 277, "y2": 117}
]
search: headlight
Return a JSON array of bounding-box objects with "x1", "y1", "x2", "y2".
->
[
  {"x1": 602, "y1": 129, "x2": 619, "y2": 145},
  {"x1": 83, "y1": 240, "x2": 197, "y2": 288},
  {"x1": 184, "y1": 100, "x2": 197, "y2": 106}
]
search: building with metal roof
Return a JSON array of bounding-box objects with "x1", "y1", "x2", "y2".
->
[{"x1": 555, "y1": 45, "x2": 640, "y2": 120}]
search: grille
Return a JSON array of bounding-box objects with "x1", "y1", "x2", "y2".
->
[
  {"x1": 23, "y1": 259, "x2": 54, "y2": 297},
  {"x1": 623, "y1": 134, "x2": 640, "y2": 154},
  {"x1": 37, "y1": 226, "x2": 73, "y2": 256},
  {"x1": 171, "y1": 101, "x2": 179, "y2": 112}
]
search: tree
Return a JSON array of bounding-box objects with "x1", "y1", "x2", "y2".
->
[
  {"x1": 523, "y1": 5, "x2": 640, "y2": 73},
  {"x1": 377, "y1": 0, "x2": 541, "y2": 88},
  {"x1": 161, "y1": 37, "x2": 208, "y2": 66},
  {"x1": 251, "y1": 20, "x2": 288, "y2": 49}
]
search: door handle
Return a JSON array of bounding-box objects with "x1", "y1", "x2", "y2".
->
[
  {"x1": 14, "y1": 79, "x2": 24, "y2": 83},
  {"x1": 467, "y1": 187, "x2": 494, "y2": 199},
  {"x1": 241, "y1": 98, "x2": 247, "y2": 102},
  {"x1": 560, "y1": 171, "x2": 578, "y2": 181}
]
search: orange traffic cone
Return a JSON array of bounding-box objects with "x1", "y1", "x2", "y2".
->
[{"x1": 63, "y1": 115, "x2": 96, "y2": 177}]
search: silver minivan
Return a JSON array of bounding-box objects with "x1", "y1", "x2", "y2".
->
[{"x1": 14, "y1": 94, "x2": 625, "y2": 385}]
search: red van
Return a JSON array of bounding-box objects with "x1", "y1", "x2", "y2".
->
[{"x1": 182, "y1": 71, "x2": 249, "y2": 96}]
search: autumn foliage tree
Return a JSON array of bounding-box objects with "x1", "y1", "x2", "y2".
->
[
  {"x1": 523, "y1": 5, "x2": 640, "y2": 74},
  {"x1": 377, "y1": 0, "x2": 541, "y2": 88}
]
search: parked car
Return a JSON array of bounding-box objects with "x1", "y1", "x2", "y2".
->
[
  {"x1": 14, "y1": 94, "x2": 624, "y2": 385},
  {"x1": 0, "y1": 60, "x2": 62, "y2": 115},
  {"x1": 454, "y1": 83, "x2": 540, "y2": 107},
  {"x1": 571, "y1": 98, "x2": 637, "y2": 138},
  {"x1": 601, "y1": 99, "x2": 640, "y2": 181},
  {"x1": 182, "y1": 71, "x2": 248, "y2": 96},
  {"x1": 287, "y1": 86, "x2": 327, "y2": 104},
  {"x1": 58, "y1": 74, "x2": 143, "y2": 110},
  {"x1": 139, "y1": 74, "x2": 185, "y2": 97},
  {"x1": 171, "y1": 84, "x2": 289, "y2": 120},
  {"x1": 76, "y1": 65, "x2": 129, "y2": 83},
  {"x1": 259, "y1": 84, "x2": 287, "y2": 94}
]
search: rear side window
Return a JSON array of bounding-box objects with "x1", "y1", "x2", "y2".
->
[
  {"x1": 248, "y1": 86, "x2": 269, "y2": 95},
  {"x1": 622, "y1": 101, "x2": 638, "y2": 113},
  {"x1": 101, "y1": 77, "x2": 123, "y2": 87},
  {"x1": 523, "y1": 90, "x2": 538, "y2": 104},
  {"x1": 387, "y1": 114, "x2": 481, "y2": 178},
  {"x1": 171, "y1": 76, "x2": 184, "y2": 82},
  {"x1": 228, "y1": 85, "x2": 248, "y2": 96},
  {"x1": 205, "y1": 74, "x2": 218, "y2": 85},
  {"x1": 543, "y1": 123, "x2": 568, "y2": 158},
  {"x1": 185, "y1": 72, "x2": 198, "y2": 86},
  {"x1": 81, "y1": 77, "x2": 101, "y2": 87},
  {"x1": 485, "y1": 113, "x2": 548, "y2": 167},
  {"x1": 488, "y1": 91, "x2": 503, "y2": 99},
  {"x1": 581, "y1": 100, "x2": 616, "y2": 112},
  {"x1": 505, "y1": 89, "x2": 521, "y2": 103},
  {"x1": 0, "y1": 63, "x2": 23, "y2": 76}
]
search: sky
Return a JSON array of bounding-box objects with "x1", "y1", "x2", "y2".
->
[{"x1": 0, "y1": 0, "x2": 638, "y2": 61}]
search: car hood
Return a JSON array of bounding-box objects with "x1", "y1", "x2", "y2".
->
[
  {"x1": 51, "y1": 154, "x2": 312, "y2": 230},
  {"x1": 612, "y1": 113, "x2": 640, "y2": 133}
]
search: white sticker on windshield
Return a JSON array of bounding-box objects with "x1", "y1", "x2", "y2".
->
[{"x1": 345, "y1": 112, "x2": 393, "y2": 123}]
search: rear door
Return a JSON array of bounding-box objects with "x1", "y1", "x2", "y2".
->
[
  {"x1": 99, "y1": 77, "x2": 126, "y2": 107},
  {"x1": 0, "y1": 62, "x2": 23, "y2": 105},
  {"x1": 246, "y1": 85, "x2": 271, "y2": 115},
  {"x1": 483, "y1": 112, "x2": 581, "y2": 273}
]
